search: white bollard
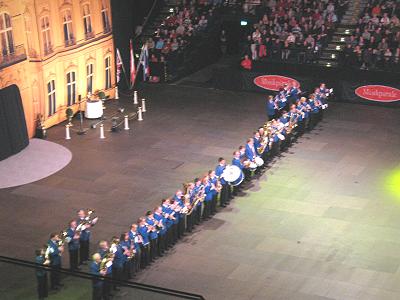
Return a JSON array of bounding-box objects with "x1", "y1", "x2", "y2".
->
[
  {"x1": 65, "y1": 125, "x2": 71, "y2": 140},
  {"x1": 124, "y1": 115, "x2": 130, "y2": 130},
  {"x1": 138, "y1": 107, "x2": 143, "y2": 121},
  {"x1": 133, "y1": 90, "x2": 138, "y2": 105},
  {"x1": 141, "y1": 98, "x2": 147, "y2": 112},
  {"x1": 100, "y1": 124, "x2": 105, "y2": 139},
  {"x1": 115, "y1": 86, "x2": 119, "y2": 99}
]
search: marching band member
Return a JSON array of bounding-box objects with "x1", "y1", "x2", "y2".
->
[
  {"x1": 128, "y1": 224, "x2": 142, "y2": 272},
  {"x1": 137, "y1": 218, "x2": 151, "y2": 268},
  {"x1": 266, "y1": 95, "x2": 277, "y2": 120},
  {"x1": 193, "y1": 178, "x2": 205, "y2": 223},
  {"x1": 97, "y1": 240, "x2": 113, "y2": 297},
  {"x1": 203, "y1": 175, "x2": 213, "y2": 220},
  {"x1": 120, "y1": 232, "x2": 134, "y2": 279},
  {"x1": 258, "y1": 127, "x2": 270, "y2": 163},
  {"x1": 172, "y1": 190, "x2": 185, "y2": 239},
  {"x1": 183, "y1": 183, "x2": 196, "y2": 232},
  {"x1": 232, "y1": 151, "x2": 244, "y2": 195},
  {"x1": 287, "y1": 82, "x2": 301, "y2": 105},
  {"x1": 90, "y1": 253, "x2": 107, "y2": 300},
  {"x1": 245, "y1": 138, "x2": 258, "y2": 162},
  {"x1": 47, "y1": 233, "x2": 63, "y2": 290},
  {"x1": 145, "y1": 211, "x2": 159, "y2": 261},
  {"x1": 215, "y1": 158, "x2": 229, "y2": 207},
  {"x1": 35, "y1": 248, "x2": 48, "y2": 300},
  {"x1": 208, "y1": 170, "x2": 219, "y2": 215},
  {"x1": 66, "y1": 220, "x2": 80, "y2": 271},
  {"x1": 153, "y1": 207, "x2": 167, "y2": 256},
  {"x1": 161, "y1": 198, "x2": 175, "y2": 249},
  {"x1": 76, "y1": 209, "x2": 94, "y2": 265},
  {"x1": 111, "y1": 236, "x2": 125, "y2": 284}
]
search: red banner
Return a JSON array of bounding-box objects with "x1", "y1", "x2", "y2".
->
[
  {"x1": 253, "y1": 75, "x2": 300, "y2": 91},
  {"x1": 355, "y1": 85, "x2": 400, "y2": 102}
]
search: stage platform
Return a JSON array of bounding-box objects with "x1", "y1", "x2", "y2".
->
[{"x1": 0, "y1": 83, "x2": 400, "y2": 299}]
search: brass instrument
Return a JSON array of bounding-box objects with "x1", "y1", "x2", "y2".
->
[{"x1": 76, "y1": 209, "x2": 98, "y2": 234}]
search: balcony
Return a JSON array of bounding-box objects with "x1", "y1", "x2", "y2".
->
[
  {"x1": 84, "y1": 31, "x2": 95, "y2": 40},
  {"x1": 43, "y1": 44, "x2": 53, "y2": 56},
  {"x1": 0, "y1": 44, "x2": 27, "y2": 70},
  {"x1": 64, "y1": 36, "x2": 76, "y2": 47}
]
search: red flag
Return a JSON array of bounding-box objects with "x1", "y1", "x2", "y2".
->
[{"x1": 130, "y1": 39, "x2": 136, "y2": 86}]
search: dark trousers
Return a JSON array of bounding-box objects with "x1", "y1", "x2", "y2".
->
[
  {"x1": 37, "y1": 274, "x2": 48, "y2": 299},
  {"x1": 140, "y1": 244, "x2": 150, "y2": 267},
  {"x1": 203, "y1": 201, "x2": 211, "y2": 219},
  {"x1": 92, "y1": 283, "x2": 103, "y2": 300},
  {"x1": 178, "y1": 216, "x2": 185, "y2": 237},
  {"x1": 211, "y1": 194, "x2": 217, "y2": 214},
  {"x1": 103, "y1": 274, "x2": 112, "y2": 298},
  {"x1": 150, "y1": 238, "x2": 158, "y2": 261},
  {"x1": 134, "y1": 248, "x2": 141, "y2": 272},
  {"x1": 69, "y1": 248, "x2": 79, "y2": 270},
  {"x1": 195, "y1": 204, "x2": 202, "y2": 224},
  {"x1": 50, "y1": 264, "x2": 61, "y2": 289},
  {"x1": 112, "y1": 265, "x2": 123, "y2": 285},
  {"x1": 220, "y1": 184, "x2": 229, "y2": 207},
  {"x1": 79, "y1": 240, "x2": 90, "y2": 264},
  {"x1": 172, "y1": 223, "x2": 178, "y2": 243},
  {"x1": 158, "y1": 234, "x2": 165, "y2": 255},
  {"x1": 186, "y1": 213, "x2": 194, "y2": 232}
]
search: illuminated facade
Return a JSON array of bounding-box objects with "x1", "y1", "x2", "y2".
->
[{"x1": 0, "y1": 0, "x2": 115, "y2": 137}]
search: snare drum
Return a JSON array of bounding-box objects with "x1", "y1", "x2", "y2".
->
[
  {"x1": 248, "y1": 162, "x2": 257, "y2": 171},
  {"x1": 222, "y1": 165, "x2": 244, "y2": 186},
  {"x1": 277, "y1": 133, "x2": 285, "y2": 140}
]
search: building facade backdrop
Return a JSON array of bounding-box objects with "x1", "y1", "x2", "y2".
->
[{"x1": 0, "y1": 0, "x2": 115, "y2": 137}]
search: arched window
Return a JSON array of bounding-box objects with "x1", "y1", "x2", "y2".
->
[
  {"x1": 47, "y1": 80, "x2": 56, "y2": 116},
  {"x1": 0, "y1": 12, "x2": 14, "y2": 56},
  {"x1": 40, "y1": 16, "x2": 52, "y2": 55},
  {"x1": 62, "y1": 9, "x2": 74, "y2": 46},
  {"x1": 66, "y1": 71, "x2": 76, "y2": 106},
  {"x1": 86, "y1": 63, "x2": 94, "y2": 94},
  {"x1": 83, "y1": 3, "x2": 93, "y2": 39},
  {"x1": 101, "y1": 0, "x2": 110, "y2": 33},
  {"x1": 104, "y1": 56, "x2": 111, "y2": 89}
]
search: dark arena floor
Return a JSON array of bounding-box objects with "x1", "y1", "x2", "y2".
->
[{"x1": 1, "y1": 83, "x2": 400, "y2": 300}]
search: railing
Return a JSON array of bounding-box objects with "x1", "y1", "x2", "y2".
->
[
  {"x1": 0, "y1": 255, "x2": 205, "y2": 300},
  {"x1": 64, "y1": 37, "x2": 76, "y2": 47},
  {"x1": 0, "y1": 44, "x2": 27, "y2": 69},
  {"x1": 85, "y1": 31, "x2": 95, "y2": 40}
]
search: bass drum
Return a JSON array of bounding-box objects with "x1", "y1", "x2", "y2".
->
[
  {"x1": 222, "y1": 165, "x2": 244, "y2": 186},
  {"x1": 255, "y1": 156, "x2": 264, "y2": 167}
]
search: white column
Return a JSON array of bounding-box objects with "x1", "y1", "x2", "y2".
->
[
  {"x1": 133, "y1": 90, "x2": 138, "y2": 105},
  {"x1": 65, "y1": 125, "x2": 71, "y2": 140},
  {"x1": 124, "y1": 115, "x2": 130, "y2": 130},
  {"x1": 115, "y1": 86, "x2": 119, "y2": 99},
  {"x1": 100, "y1": 124, "x2": 106, "y2": 139},
  {"x1": 141, "y1": 98, "x2": 147, "y2": 112},
  {"x1": 138, "y1": 107, "x2": 143, "y2": 121}
]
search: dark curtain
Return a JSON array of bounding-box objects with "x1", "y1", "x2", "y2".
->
[{"x1": 0, "y1": 84, "x2": 29, "y2": 161}]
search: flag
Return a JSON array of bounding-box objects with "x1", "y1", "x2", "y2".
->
[
  {"x1": 116, "y1": 48, "x2": 123, "y2": 83},
  {"x1": 130, "y1": 39, "x2": 136, "y2": 86},
  {"x1": 140, "y1": 44, "x2": 150, "y2": 81}
]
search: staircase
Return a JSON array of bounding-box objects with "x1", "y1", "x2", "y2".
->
[
  {"x1": 317, "y1": 0, "x2": 369, "y2": 67},
  {"x1": 138, "y1": 1, "x2": 176, "y2": 46}
]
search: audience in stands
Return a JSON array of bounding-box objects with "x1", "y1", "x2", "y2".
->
[
  {"x1": 145, "y1": 1, "x2": 221, "y2": 79},
  {"x1": 241, "y1": 0, "x2": 346, "y2": 64},
  {"x1": 342, "y1": 0, "x2": 400, "y2": 70}
]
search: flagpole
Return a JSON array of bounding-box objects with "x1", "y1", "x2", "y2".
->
[
  {"x1": 131, "y1": 44, "x2": 144, "y2": 89},
  {"x1": 120, "y1": 51, "x2": 129, "y2": 87},
  {"x1": 119, "y1": 50, "x2": 130, "y2": 89}
]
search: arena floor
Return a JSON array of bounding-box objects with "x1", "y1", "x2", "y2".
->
[{"x1": 1, "y1": 83, "x2": 400, "y2": 299}]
